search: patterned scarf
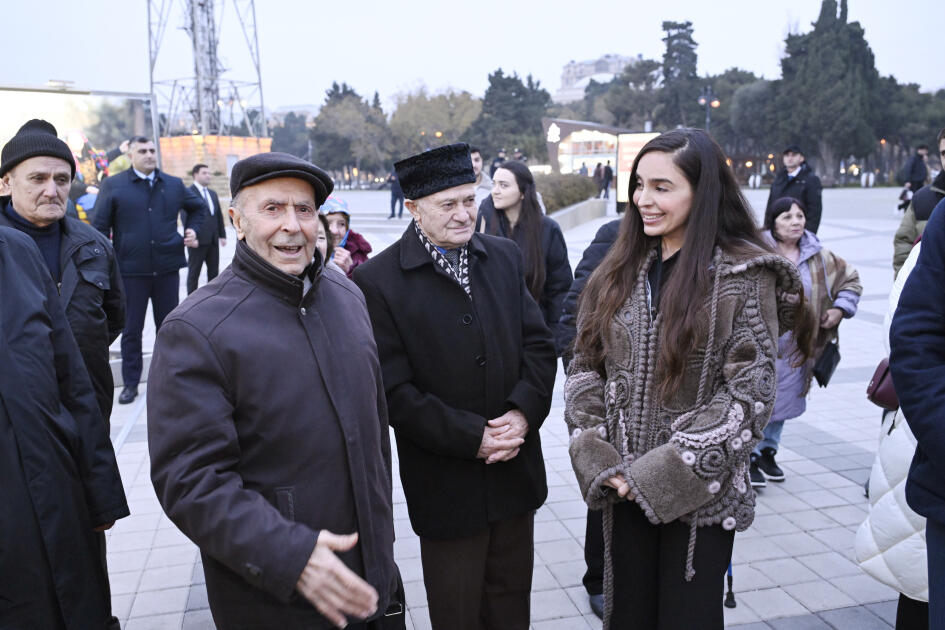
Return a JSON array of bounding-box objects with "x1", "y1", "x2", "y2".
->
[{"x1": 414, "y1": 221, "x2": 471, "y2": 298}]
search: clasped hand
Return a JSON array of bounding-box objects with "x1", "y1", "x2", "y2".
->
[
  {"x1": 603, "y1": 473, "x2": 634, "y2": 500},
  {"x1": 477, "y1": 409, "x2": 528, "y2": 464}
]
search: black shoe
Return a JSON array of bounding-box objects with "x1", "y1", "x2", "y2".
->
[
  {"x1": 749, "y1": 456, "x2": 767, "y2": 488},
  {"x1": 589, "y1": 593, "x2": 603, "y2": 619},
  {"x1": 118, "y1": 385, "x2": 137, "y2": 405},
  {"x1": 387, "y1": 214, "x2": 395, "y2": 219},
  {"x1": 757, "y1": 447, "x2": 785, "y2": 481}
]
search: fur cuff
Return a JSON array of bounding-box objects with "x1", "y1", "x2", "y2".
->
[
  {"x1": 568, "y1": 429, "x2": 624, "y2": 509},
  {"x1": 627, "y1": 444, "x2": 715, "y2": 523},
  {"x1": 583, "y1": 464, "x2": 627, "y2": 511}
]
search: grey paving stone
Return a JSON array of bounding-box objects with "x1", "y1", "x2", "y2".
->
[
  {"x1": 864, "y1": 600, "x2": 898, "y2": 625},
  {"x1": 128, "y1": 585, "x2": 189, "y2": 617},
  {"x1": 737, "y1": 587, "x2": 808, "y2": 620},
  {"x1": 532, "y1": 617, "x2": 592, "y2": 629},
  {"x1": 534, "y1": 519, "x2": 573, "y2": 543},
  {"x1": 536, "y1": 538, "x2": 584, "y2": 564},
  {"x1": 769, "y1": 532, "x2": 831, "y2": 556},
  {"x1": 831, "y1": 574, "x2": 899, "y2": 604},
  {"x1": 182, "y1": 608, "x2": 215, "y2": 630},
  {"x1": 793, "y1": 489, "x2": 850, "y2": 509},
  {"x1": 547, "y1": 560, "x2": 586, "y2": 588},
  {"x1": 817, "y1": 605, "x2": 893, "y2": 629},
  {"x1": 728, "y1": 624, "x2": 772, "y2": 630},
  {"x1": 125, "y1": 613, "x2": 185, "y2": 630},
  {"x1": 137, "y1": 562, "x2": 196, "y2": 591},
  {"x1": 750, "y1": 514, "x2": 802, "y2": 536},
  {"x1": 783, "y1": 509, "x2": 842, "y2": 531},
  {"x1": 108, "y1": 570, "x2": 142, "y2": 596},
  {"x1": 750, "y1": 558, "x2": 820, "y2": 585},
  {"x1": 768, "y1": 613, "x2": 832, "y2": 629},
  {"x1": 782, "y1": 580, "x2": 857, "y2": 612},
  {"x1": 530, "y1": 588, "x2": 581, "y2": 621},
  {"x1": 796, "y1": 551, "x2": 862, "y2": 579},
  {"x1": 186, "y1": 582, "x2": 208, "y2": 611}
]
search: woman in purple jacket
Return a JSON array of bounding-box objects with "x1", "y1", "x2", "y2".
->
[{"x1": 751, "y1": 197, "x2": 862, "y2": 487}]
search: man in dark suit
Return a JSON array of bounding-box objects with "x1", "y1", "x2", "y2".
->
[
  {"x1": 354, "y1": 143, "x2": 556, "y2": 630},
  {"x1": 93, "y1": 136, "x2": 205, "y2": 404},
  {"x1": 186, "y1": 163, "x2": 227, "y2": 294}
]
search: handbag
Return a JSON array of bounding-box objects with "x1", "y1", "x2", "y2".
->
[
  {"x1": 866, "y1": 357, "x2": 899, "y2": 410},
  {"x1": 811, "y1": 253, "x2": 841, "y2": 388},
  {"x1": 812, "y1": 340, "x2": 840, "y2": 387}
]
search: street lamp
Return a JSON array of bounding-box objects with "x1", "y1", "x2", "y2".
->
[{"x1": 697, "y1": 86, "x2": 721, "y2": 133}]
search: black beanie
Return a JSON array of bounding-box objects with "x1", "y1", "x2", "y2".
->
[{"x1": 0, "y1": 119, "x2": 76, "y2": 179}]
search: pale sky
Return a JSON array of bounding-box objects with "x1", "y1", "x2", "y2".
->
[{"x1": 1, "y1": 0, "x2": 940, "y2": 115}]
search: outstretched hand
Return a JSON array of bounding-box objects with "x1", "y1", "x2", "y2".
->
[{"x1": 296, "y1": 531, "x2": 378, "y2": 628}]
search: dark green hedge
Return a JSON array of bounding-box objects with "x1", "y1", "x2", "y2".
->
[{"x1": 535, "y1": 174, "x2": 598, "y2": 214}]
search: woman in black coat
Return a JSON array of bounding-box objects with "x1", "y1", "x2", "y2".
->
[
  {"x1": 0, "y1": 227, "x2": 128, "y2": 629},
  {"x1": 478, "y1": 160, "x2": 573, "y2": 332}
]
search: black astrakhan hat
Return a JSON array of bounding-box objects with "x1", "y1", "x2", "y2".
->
[
  {"x1": 394, "y1": 143, "x2": 476, "y2": 200},
  {"x1": 230, "y1": 152, "x2": 334, "y2": 206},
  {"x1": 1, "y1": 119, "x2": 75, "y2": 178}
]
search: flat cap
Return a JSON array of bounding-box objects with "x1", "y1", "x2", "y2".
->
[
  {"x1": 230, "y1": 152, "x2": 333, "y2": 206},
  {"x1": 782, "y1": 144, "x2": 803, "y2": 155},
  {"x1": 1, "y1": 119, "x2": 75, "y2": 179},
  {"x1": 394, "y1": 143, "x2": 476, "y2": 200}
]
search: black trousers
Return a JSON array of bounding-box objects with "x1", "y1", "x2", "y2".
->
[
  {"x1": 584, "y1": 508, "x2": 604, "y2": 595},
  {"x1": 186, "y1": 243, "x2": 220, "y2": 294},
  {"x1": 120, "y1": 272, "x2": 179, "y2": 387},
  {"x1": 609, "y1": 501, "x2": 734, "y2": 630},
  {"x1": 419, "y1": 512, "x2": 534, "y2": 630},
  {"x1": 928, "y1": 518, "x2": 945, "y2": 630},
  {"x1": 896, "y1": 592, "x2": 929, "y2": 629}
]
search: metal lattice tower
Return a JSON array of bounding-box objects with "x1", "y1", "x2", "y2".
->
[{"x1": 148, "y1": 0, "x2": 266, "y2": 137}]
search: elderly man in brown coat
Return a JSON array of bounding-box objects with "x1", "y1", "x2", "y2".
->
[{"x1": 148, "y1": 152, "x2": 400, "y2": 629}]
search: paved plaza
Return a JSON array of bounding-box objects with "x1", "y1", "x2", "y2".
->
[{"x1": 104, "y1": 186, "x2": 908, "y2": 629}]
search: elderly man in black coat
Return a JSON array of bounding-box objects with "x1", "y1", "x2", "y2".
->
[
  {"x1": 148, "y1": 152, "x2": 399, "y2": 630},
  {"x1": 0, "y1": 226, "x2": 128, "y2": 629},
  {"x1": 353, "y1": 143, "x2": 557, "y2": 630},
  {"x1": 0, "y1": 118, "x2": 127, "y2": 629}
]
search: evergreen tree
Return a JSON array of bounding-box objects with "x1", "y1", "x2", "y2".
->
[
  {"x1": 658, "y1": 21, "x2": 700, "y2": 128},
  {"x1": 463, "y1": 69, "x2": 551, "y2": 161},
  {"x1": 776, "y1": 0, "x2": 880, "y2": 179}
]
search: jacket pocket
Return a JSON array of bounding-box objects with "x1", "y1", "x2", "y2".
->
[
  {"x1": 78, "y1": 266, "x2": 111, "y2": 291},
  {"x1": 274, "y1": 487, "x2": 296, "y2": 521}
]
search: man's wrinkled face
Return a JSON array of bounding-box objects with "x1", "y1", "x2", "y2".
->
[
  {"x1": 194, "y1": 167, "x2": 212, "y2": 187},
  {"x1": 230, "y1": 177, "x2": 319, "y2": 275},
  {"x1": 407, "y1": 184, "x2": 477, "y2": 249},
  {"x1": 470, "y1": 152, "x2": 483, "y2": 179},
  {"x1": 2, "y1": 156, "x2": 71, "y2": 227},
  {"x1": 782, "y1": 151, "x2": 803, "y2": 171},
  {"x1": 130, "y1": 140, "x2": 158, "y2": 174}
]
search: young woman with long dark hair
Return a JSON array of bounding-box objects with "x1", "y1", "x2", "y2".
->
[
  {"x1": 477, "y1": 160, "x2": 572, "y2": 330},
  {"x1": 564, "y1": 128, "x2": 814, "y2": 629}
]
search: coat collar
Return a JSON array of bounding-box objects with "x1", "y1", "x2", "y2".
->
[
  {"x1": 231, "y1": 240, "x2": 322, "y2": 305},
  {"x1": 398, "y1": 219, "x2": 488, "y2": 271}
]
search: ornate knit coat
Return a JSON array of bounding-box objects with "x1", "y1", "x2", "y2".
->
[{"x1": 565, "y1": 247, "x2": 802, "y2": 622}]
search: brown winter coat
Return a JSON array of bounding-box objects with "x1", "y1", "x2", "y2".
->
[{"x1": 565, "y1": 247, "x2": 801, "y2": 621}]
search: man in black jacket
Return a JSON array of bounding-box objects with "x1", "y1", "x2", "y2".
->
[
  {"x1": 354, "y1": 143, "x2": 556, "y2": 630},
  {"x1": 0, "y1": 226, "x2": 128, "y2": 630},
  {"x1": 149, "y1": 152, "x2": 398, "y2": 629},
  {"x1": 186, "y1": 163, "x2": 227, "y2": 294},
  {"x1": 766, "y1": 144, "x2": 824, "y2": 233},
  {"x1": 93, "y1": 136, "x2": 205, "y2": 404},
  {"x1": 0, "y1": 118, "x2": 127, "y2": 630},
  {"x1": 903, "y1": 145, "x2": 930, "y2": 194}
]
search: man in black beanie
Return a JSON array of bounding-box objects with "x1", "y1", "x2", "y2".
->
[
  {"x1": 92, "y1": 135, "x2": 206, "y2": 404},
  {"x1": 354, "y1": 143, "x2": 556, "y2": 630},
  {"x1": 0, "y1": 119, "x2": 129, "y2": 629}
]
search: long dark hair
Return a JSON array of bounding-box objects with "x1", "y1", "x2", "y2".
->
[
  {"x1": 575, "y1": 128, "x2": 806, "y2": 393},
  {"x1": 490, "y1": 160, "x2": 546, "y2": 302}
]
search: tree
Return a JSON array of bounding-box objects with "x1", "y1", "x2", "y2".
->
[
  {"x1": 703, "y1": 68, "x2": 760, "y2": 154},
  {"x1": 598, "y1": 58, "x2": 664, "y2": 130},
  {"x1": 270, "y1": 111, "x2": 310, "y2": 158},
  {"x1": 389, "y1": 87, "x2": 481, "y2": 158},
  {"x1": 730, "y1": 80, "x2": 780, "y2": 156},
  {"x1": 658, "y1": 21, "x2": 700, "y2": 128},
  {"x1": 463, "y1": 69, "x2": 552, "y2": 161},
  {"x1": 776, "y1": 0, "x2": 880, "y2": 180},
  {"x1": 314, "y1": 95, "x2": 389, "y2": 172}
]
